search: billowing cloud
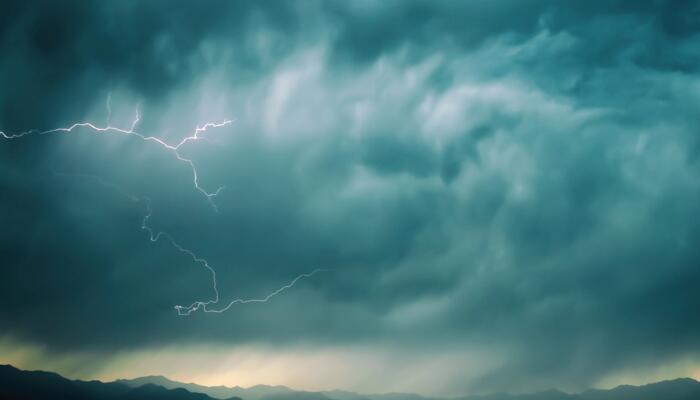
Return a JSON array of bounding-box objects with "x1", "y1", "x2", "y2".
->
[{"x1": 1, "y1": 0, "x2": 700, "y2": 395}]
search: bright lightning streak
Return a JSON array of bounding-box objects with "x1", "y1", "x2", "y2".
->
[
  {"x1": 140, "y1": 193, "x2": 326, "y2": 315},
  {"x1": 1, "y1": 102, "x2": 232, "y2": 211},
  {"x1": 3, "y1": 98, "x2": 326, "y2": 315},
  {"x1": 174, "y1": 268, "x2": 328, "y2": 315},
  {"x1": 52, "y1": 171, "x2": 326, "y2": 316},
  {"x1": 2, "y1": 98, "x2": 327, "y2": 315}
]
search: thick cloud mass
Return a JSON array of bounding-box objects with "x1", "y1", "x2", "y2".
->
[{"x1": 1, "y1": 0, "x2": 700, "y2": 395}]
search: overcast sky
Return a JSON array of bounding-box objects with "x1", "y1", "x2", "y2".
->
[{"x1": 1, "y1": 0, "x2": 700, "y2": 396}]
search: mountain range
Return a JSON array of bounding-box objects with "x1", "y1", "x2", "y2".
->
[{"x1": 2, "y1": 364, "x2": 700, "y2": 400}]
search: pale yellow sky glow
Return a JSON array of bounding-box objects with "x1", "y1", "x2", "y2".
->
[
  {"x1": 1, "y1": 336, "x2": 500, "y2": 396},
  {"x1": 2, "y1": 335, "x2": 699, "y2": 396}
]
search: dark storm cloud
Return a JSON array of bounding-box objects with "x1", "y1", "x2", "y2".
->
[
  {"x1": 0, "y1": 0, "x2": 303, "y2": 131},
  {"x1": 2, "y1": 0, "x2": 700, "y2": 394}
]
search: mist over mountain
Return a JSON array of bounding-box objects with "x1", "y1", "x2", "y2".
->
[
  {"x1": 112, "y1": 366, "x2": 700, "y2": 400},
  {"x1": 3, "y1": 364, "x2": 700, "y2": 400}
]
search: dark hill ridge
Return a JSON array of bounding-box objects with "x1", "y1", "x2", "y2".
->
[
  {"x1": 117, "y1": 375, "x2": 293, "y2": 400},
  {"x1": 0, "y1": 364, "x2": 242, "y2": 400},
  {"x1": 578, "y1": 377, "x2": 700, "y2": 400},
  {"x1": 2, "y1": 364, "x2": 700, "y2": 400},
  {"x1": 120, "y1": 384, "x2": 213, "y2": 400},
  {"x1": 117, "y1": 374, "x2": 700, "y2": 400}
]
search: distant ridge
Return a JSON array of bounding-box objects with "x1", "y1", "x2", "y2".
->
[
  {"x1": 116, "y1": 375, "x2": 293, "y2": 400},
  {"x1": 117, "y1": 373, "x2": 700, "y2": 400},
  {"x1": 578, "y1": 377, "x2": 700, "y2": 400},
  {"x1": 0, "y1": 364, "x2": 241, "y2": 400},
  {"x1": 2, "y1": 364, "x2": 699, "y2": 400}
]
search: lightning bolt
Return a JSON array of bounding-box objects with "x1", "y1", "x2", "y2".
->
[
  {"x1": 50, "y1": 171, "x2": 325, "y2": 315},
  {"x1": 141, "y1": 196, "x2": 326, "y2": 315},
  {"x1": 1, "y1": 99, "x2": 232, "y2": 211},
  {"x1": 3, "y1": 96, "x2": 326, "y2": 315},
  {"x1": 174, "y1": 268, "x2": 328, "y2": 315}
]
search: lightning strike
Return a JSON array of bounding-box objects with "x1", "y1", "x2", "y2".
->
[
  {"x1": 140, "y1": 193, "x2": 326, "y2": 315},
  {"x1": 5, "y1": 92, "x2": 324, "y2": 316},
  {"x1": 174, "y1": 268, "x2": 327, "y2": 316},
  {"x1": 1, "y1": 100, "x2": 232, "y2": 211},
  {"x1": 51, "y1": 171, "x2": 325, "y2": 316},
  {"x1": 3, "y1": 99, "x2": 324, "y2": 315}
]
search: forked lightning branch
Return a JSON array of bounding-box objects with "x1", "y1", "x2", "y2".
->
[{"x1": 0, "y1": 98, "x2": 324, "y2": 316}]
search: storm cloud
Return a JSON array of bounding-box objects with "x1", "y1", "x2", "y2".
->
[{"x1": 1, "y1": 0, "x2": 700, "y2": 395}]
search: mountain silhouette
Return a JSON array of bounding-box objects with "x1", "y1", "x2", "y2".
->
[
  {"x1": 116, "y1": 373, "x2": 700, "y2": 400},
  {"x1": 3, "y1": 364, "x2": 700, "y2": 400},
  {"x1": 0, "y1": 364, "x2": 241, "y2": 400},
  {"x1": 117, "y1": 375, "x2": 293, "y2": 400},
  {"x1": 578, "y1": 378, "x2": 700, "y2": 400}
]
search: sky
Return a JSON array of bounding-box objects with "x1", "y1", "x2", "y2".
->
[{"x1": 1, "y1": 0, "x2": 700, "y2": 396}]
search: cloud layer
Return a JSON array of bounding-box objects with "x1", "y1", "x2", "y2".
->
[{"x1": 2, "y1": 0, "x2": 700, "y2": 395}]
